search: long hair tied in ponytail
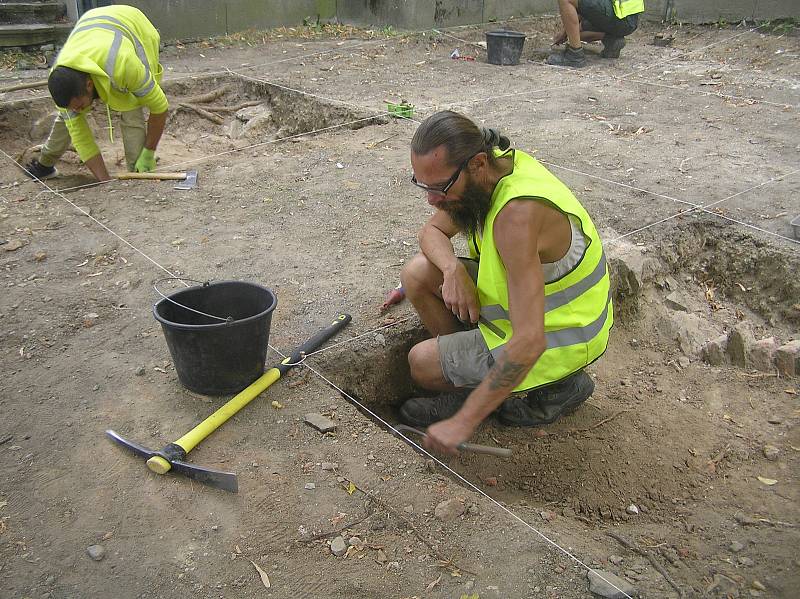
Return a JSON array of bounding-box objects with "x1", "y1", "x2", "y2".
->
[
  {"x1": 411, "y1": 110, "x2": 511, "y2": 168},
  {"x1": 481, "y1": 127, "x2": 511, "y2": 152}
]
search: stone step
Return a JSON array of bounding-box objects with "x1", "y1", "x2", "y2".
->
[
  {"x1": 0, "y1": 22, "x2": 72, "y2": 47},
  {"x1": 0, "y1": 2, "x2": 66, "y2": 25}
]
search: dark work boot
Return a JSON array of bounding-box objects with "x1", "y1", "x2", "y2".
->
[
  {"x1": 24, "y1": 158, "x2": 58, "y2": 180},
  {"x1": 601, "y1": 36, "x2": 626, "y2": 58},
  {"x1": 546, "y1": 45, "x2": 587, "y2": 68},
  {"x1": 399, "y1": 391, "x2": 469, "y2": 428},
  {"x1": 497, "y1": 371, "x2": 595, "y2": 427}
]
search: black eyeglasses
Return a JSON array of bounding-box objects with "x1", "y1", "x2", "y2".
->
[{"x1": 411, "y1": 153, "x2": 477, "y2": 197}]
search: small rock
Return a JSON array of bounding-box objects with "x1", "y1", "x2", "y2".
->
[
  {"x1": 402, "y1": 504, "x2": 413, "y2": 514},
  {"x1": 321, "y1": 462, "x2": 338, "y2": 471},
  {"x1": 749, "y1": 337, "x2": 777, "y2": 372},
  {"x1": 34, "y1": 251, "x2": 47, "y2": 262},
  {"x1": 727, "y1": 323, "x2": 755, "y2": 368},
  {"x1": 434, "y1": 498, "x2": 465, "y2": 521},
  {"x1": 587, "y1": 569, "x2": 636, "y2": 599},
  {"x1": 540, "y1": 510, "x2": 557, "y2": 522},
  {"x1": 626, "y1": 504, "x2": 639, "y2": 515},
  {"x1": 677, "y1": 356, "x2": 690, "y2": 368},
  {"x1": 304, "y1": 482, "x2": 315, "y2": 490},
  {"x1": 738, "y1": 556, "x2": 754, "y2": 566},
  {"x1": 751, "y1": 580, "x2": 766, "y2": 591},
  {"x1": 330, "y1": 536, "x2": 347, "y2": 556},
  {"x1": 134, "y1": 366, "x2": 146, "y2": 376},
  {"x1": 767, "y1": 416, "x2": 782, "y2": 425},
  {"x1": 304, "y1": 413, "x2": 336, "y2": 433},
  {"x1": 375, "y1": 549, "x2": 387, "y2": 563},
  {"x1": 348, "y1": 536, "x2": 361, "y2": 546},
  {"x1": 729, "y1": 541, "x2": 745, "y2": 553},
  {"x1": 484, "y1": 476, "x2": 498, "y2": 487},
  {"x1": 374, "y1": 333, "x2": 385, "y2": 346},
  {"x1": 703, "y1": 335, "x2": 728, "y2": 366},
  {"x1": 775, "y1": 340, "x2": 800, "y2": 377},
  {"x1": 665, "y1": 290, "x2": 690, "y2": 312},
  {"x1": 609, "y1": 555, "x2": 624, "y2": 565},
  {"x1": 762, "y1": 445, "x2": 779, "y2": 461},
  {"x1": 4, "y1": 239, "x2": 24, "y2": 252},
  {"x1": 86, "y1": 545, "x2": 105, "y2": 561},
  {"x1": 706, "y1": 573, "x2": 740, "y2": 596},
  {"x1": 386, "y1": 561, "x2": 400, "y2": 571}
]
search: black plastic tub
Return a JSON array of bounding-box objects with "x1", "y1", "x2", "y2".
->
[{"x1": 153, "y1": 281, "x2": 277, "y2": 395}]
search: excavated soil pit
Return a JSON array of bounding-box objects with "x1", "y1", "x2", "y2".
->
[
  {"x1": 0, "y1": 72, "x2": 385, "y2": 188},
  {"x1": 324, "y1": 220, "x2": 799, "y2": 525}
]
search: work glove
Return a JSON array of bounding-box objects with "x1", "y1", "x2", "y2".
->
[{"x1": 134, "y1": 148, "x2": 157, "y2": 173}]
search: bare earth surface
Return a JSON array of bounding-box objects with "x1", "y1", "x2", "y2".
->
[{"x1": 1, "y1": 17, "x2": 799, "y2": 599}]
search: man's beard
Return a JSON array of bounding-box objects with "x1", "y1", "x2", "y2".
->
[{"x1": 441, "y1": 178, "x2": 492, "y2": 236}]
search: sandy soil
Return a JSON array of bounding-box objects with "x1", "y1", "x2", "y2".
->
[{"x1": 1, "y1": 17, "x2": 799, "y2": 599}]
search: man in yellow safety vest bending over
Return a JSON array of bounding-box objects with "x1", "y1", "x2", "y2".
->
[
  {"x1": 548, "y1": 0, "x2": 645, "y2": 68},
  {"x1": 399, "y1": 111, "x2": 613, "y2": 454},
  {"x1": 24, "y1": 5, "x2": 168, "y2": 182}
]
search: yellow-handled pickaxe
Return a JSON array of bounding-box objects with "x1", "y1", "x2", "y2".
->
[{"x1": 106, "y1": 313, "x2": 351, "y2": 492}]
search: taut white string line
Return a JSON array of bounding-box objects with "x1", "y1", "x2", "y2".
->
[
  {"x1": 608, "y1": 168, "x2": 800, "y2": 244},
  {"x1": 0, "y1": 147, "x2": 192, "y2": 280},
  {"x1": 539, "y1": 159, "x2": 800, "y2": 244},
  {"x1": 281, "y1": 355, "x2": 636, "y2": 599}
]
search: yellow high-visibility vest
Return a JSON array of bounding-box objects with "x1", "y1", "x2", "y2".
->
[
  {"x1": 613, "y1": 0, "x2": 645, "y2": 19},
  {"x1": 468, "y1": 149, "x2": 613, "y2": 392},
  {"x1": 53, "y1": 5, "x2": 168, "y2": 162}
]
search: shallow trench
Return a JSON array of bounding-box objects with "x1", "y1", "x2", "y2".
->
[{"x1": 318, "y1": 224, "x2": 799, "y2": 520}]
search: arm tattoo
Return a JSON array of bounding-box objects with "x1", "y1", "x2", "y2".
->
[{"x1": 487, "y1": 357, "x2": 528, "y2": 391}]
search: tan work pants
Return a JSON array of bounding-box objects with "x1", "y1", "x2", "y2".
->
[{"x1": 39, "y1": 106, "x2": 146, "y2": 171}]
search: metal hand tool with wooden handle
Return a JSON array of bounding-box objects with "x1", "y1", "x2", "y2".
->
[{"x1": 394, "y1": 424, "x2": 512, "y2": 457}]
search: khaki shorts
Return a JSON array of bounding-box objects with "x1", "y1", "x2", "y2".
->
[{"x1": 438, "y1": 258, "x2": 495, "y2": 388}]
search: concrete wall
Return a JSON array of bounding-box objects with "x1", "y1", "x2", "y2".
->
[
  {"x1": 122, "y1": 0, "x2": 335, "y2": 40},
  {"x1": 635, "y1": 0, "x2": 797, "y2": 23},
  {"x1": 104, "y1": 1, "x2": 799, "y2": 41}
]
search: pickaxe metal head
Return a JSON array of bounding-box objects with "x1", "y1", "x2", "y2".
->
[
  {"x1": 106, "y1": 429, "x2": 238, "y2": 492},
  {"x1": 173, "y1": 169, "x2": 198, "y2": 190}
]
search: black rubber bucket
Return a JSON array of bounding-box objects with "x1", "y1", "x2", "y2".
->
[
  {"x1": 153, "y1": 280, "x2": 277, "y2": 395},
  {"x1": 486, "y1": 30, "x2": 526, "y2": 66}
]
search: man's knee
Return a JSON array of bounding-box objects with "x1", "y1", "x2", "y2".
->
[
  {"x1": 408, "y1": 339, "x2": 442, "y2": 387},
  {"x1": 400, "y1": 252, "x2": 439, "y2": 296}
]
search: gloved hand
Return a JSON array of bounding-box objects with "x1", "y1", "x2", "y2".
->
[{"x1": 134, "y1": 148, "x2": 157, "y2": 173}]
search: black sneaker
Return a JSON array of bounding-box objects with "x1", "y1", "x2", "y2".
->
[
  {"x1": 601, "y1": 36, "x2": 626, "y2": 58},
  {"x1": 399, "y1": 391, "x2": 469, "y2": 428},
  {"x1": 546, "y1": 45, "x2": 587, "y2": 68},
  {"x1": 24, "y1": 159, "x2": 58, "y2": 180},
  {"x1": 497, "y1": 371, "x2": 594, "y2": 427}
]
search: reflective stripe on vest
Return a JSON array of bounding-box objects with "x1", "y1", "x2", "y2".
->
[
  {"x1": 489, "y1": 289, "x2": 612, "y2": 360},
  {"x1": 480, "y1": 250, "x2": 608, "y2": 324},
  {"x1": 71, "y1": 16, "x2": 154, "y2": 97},
  {"x1": 613, "y1": 0, "x2": 645, "y2": 19}
]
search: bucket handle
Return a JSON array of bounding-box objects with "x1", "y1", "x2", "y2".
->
[{"x1": 153, "y1": 277, "x2": 234, "y2": 324}]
